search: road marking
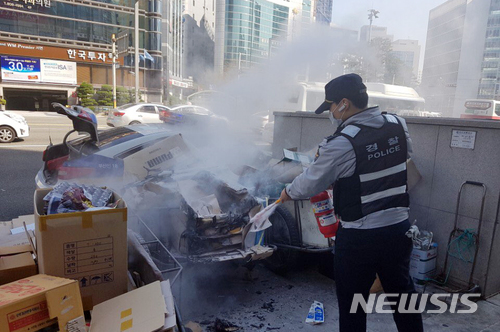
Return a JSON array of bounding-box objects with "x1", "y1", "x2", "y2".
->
[
  {"x1": 28, "y1": 124, "x2": 74, "y2": 126},
  {"x1": 0, "y1": 144, "x2": 47, "y2": 148},
  {"x1": 28, "y1": 124, "x2": 108, "y2": 129}
]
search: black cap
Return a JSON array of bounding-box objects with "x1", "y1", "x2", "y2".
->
[{"x1": 314, "y1": 73, "x2": 367, "y2": 114}]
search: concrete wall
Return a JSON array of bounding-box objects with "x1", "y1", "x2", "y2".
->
[{"x1": 273, "y1": 111, "x2": 500, "y2": 297}]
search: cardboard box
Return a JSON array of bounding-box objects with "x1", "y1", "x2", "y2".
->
[
  {"x1": 34, "y1": 188, "x2": 128, "y2": 311},
  {"x1": 0, "y1": 245, "x2": 37, "y2": 285},
  {"x1": 0, "y1": 274, "x2": 85, "y2": 332},
  {"x1": 89, "y1": 280, "x2": 176, "y2": 332},
  {"x1": 123, "y1": 134, "x2": 191, "y2": 180},
  {"x1": 0, "y1": 216, "x2": 34, "y2": 248}
]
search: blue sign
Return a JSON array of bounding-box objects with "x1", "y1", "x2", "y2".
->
[{"x1": 1, "y1": 55, "x2": 41, "y2": 82}]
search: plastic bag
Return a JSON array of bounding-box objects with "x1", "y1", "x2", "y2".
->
[{"x1": 406, "y1": 224, "x2": 433, "y2": 250}]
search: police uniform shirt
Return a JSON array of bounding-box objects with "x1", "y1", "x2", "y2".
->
[{"x1": 285, "y1": 106, "x2": 413, "y2": 229}]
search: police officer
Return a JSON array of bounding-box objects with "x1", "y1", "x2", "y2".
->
[{"x1": 279, "y1": 73, "x2": 423, "y2": 332}]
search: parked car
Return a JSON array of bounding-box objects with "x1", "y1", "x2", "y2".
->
[
  {"x1": 0, "y1": 110, "x2": 29, "y2": 143},
  {"x1": 106, "y1": 103, "x2": 171, "y2": 127},
  {"x1": 159, "y1": 105, "x2": 229, "y2": 127}
]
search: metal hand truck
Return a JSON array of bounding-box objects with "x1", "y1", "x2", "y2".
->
[{"x1": 437, "y1": 181, "x2": 486, "y2": 294}]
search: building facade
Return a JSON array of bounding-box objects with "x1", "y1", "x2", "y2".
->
[
  {"x1": 162, "y1": 0, "x2": 186, "y2": 97},
  {"x1": 214, "y1": 0, "x2": 313, "y2": 77},
  {"x1": 0, "y1": 0, "x2": 162, "y2": 110},
  {"x1": 478, "y1": 0, "x2": 500, "y2": 100},
  {"x1": 314, "y1": 0, "x2": 331, "y2": 25},
  {"x1": 421, "y1": 0, "x2": 490, "y2": 117},
  {"x1": 359, "y1": 25, "x2": 393, "y2": 43},
  {"x1": 391, "y1": 39, "x2": 421, "y2": 85},
  {"x1": 162, "y1": 0, "x2": 216, "y2": 99}
]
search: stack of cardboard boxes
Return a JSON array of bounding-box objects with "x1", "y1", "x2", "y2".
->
[
  {"x1": 0, "y1": 187, "x2": 177, "y2": 332},
  {"x1": 0, "y1": 274, "x2": 86, "y2": 332},
  {"x1": 0, "y1": 245, "x2": 37, "y2": 285}
]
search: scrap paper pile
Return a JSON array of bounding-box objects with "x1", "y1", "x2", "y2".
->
[{"x1": 43, "y1": 182, "x2": 114, "y2": 214}]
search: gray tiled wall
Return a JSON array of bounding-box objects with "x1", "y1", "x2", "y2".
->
[{"x1": 273, "y1": 112, "x2": 500, "y2": 297}]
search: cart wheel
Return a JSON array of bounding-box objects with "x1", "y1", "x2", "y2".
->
[{"x1": 264, "y1": 205, "x2": 301, "y2": 274}]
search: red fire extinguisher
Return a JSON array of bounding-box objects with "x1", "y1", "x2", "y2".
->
[{"x1": 310, "y1": 191, "x2": 339, "y2": 238}]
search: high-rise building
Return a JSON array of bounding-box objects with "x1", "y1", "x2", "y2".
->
[
  {"x1": 360, "y1": 25, "x2": 393, "y2": 43},
  {"x1": 163, "y1": 0, "x2": 216, "y2": 97},
  {"x1": 314, "y1": 0, "x2": 332, "y2": 25},
  {"x1": 163, "y1": 0, "x2": 187, "y2": 96},
  {"x1": 183, "y1": 0, "x2": 216, "y2": 88},
  {"x1": 391, "y1": 39, "x2": 421, "y2": 84},
  {"x1": 478, "y1": 0, "x2": 500, "y2": 100},
  {"x1": 421, "y1": 0, "x2": 491, "y2": 117},
  {"x1": 0, "y1": 0, "x2": 162, "y2": 109},
  {"x1": 214, "y1": 0, "x2": 314, "y2": 77}
]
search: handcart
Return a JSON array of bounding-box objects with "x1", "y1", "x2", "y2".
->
[{"x1": 434, "y1": 181, "x2": 486, "y2": 294}]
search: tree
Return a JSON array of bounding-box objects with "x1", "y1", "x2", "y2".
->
[
  {"x1": 341, "y1": 53, "x2": 367, "y2": 78},
  {"x1": 384, "y1": 54, "x2": 402, "y2": 85},
  {"x1": 96, "y1": 85, "x2": 113, "y2": 106},
  {"x1": 116, "y1": 86, "x2": 130, "y2": 106},
  {"x1": 77, "y1": 82, "x2": 97, "y2": 107},
  {"x1": 128, "y1": 89, "x2": 144, "y2": 103},
  {"x1": 165, "y1": 93, "x2": 182, "y2": 106},
  {"x1": 366, "y1": 37, "x2": 393, "y2": 82}
]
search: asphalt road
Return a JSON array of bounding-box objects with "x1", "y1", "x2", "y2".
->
[{"x1": 0, "y1": 111, "x2": 108, "y2": 221}]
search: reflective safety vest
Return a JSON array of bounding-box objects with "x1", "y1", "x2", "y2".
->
[{"x1": 330, "y1": 114, "x2": 409, "y2": 222}]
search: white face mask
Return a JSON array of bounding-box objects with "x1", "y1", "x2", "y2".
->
[
  {"x1": 329, "y1": 110, "x2": 343, "y2": 127},
  {"x1": 329, "y1": 110, "x2": 335, "y2": 124}
]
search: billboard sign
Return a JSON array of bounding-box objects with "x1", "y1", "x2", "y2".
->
[
  {"x1": 0, "y1": 55, "x2": 41, "y2": 82},
  {"x1": 0, "y1": 0, "x2": 51, "y2": 10},
  {"x1": 1, "y1": 56, "x2": 77, "y2": 84},
  {"x1": 0, "y1": 39, "x2": 122, "y2": 65},
  {"x1": 40, "y1": 59, "x2": 77, "y2": 84}
]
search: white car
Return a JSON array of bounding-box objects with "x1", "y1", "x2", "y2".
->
[
  {"x1": 106, "y1": 103, "x2": 171, "y2": 127},
  {"x1": 0, "y1": 111, "x2": 29, "y2": 143}
]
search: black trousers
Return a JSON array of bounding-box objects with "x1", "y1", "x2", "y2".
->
[{"x1": 334, "y1": 219, "x2": 424, "y2": 332}]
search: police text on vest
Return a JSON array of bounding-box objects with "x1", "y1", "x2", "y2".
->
[{"x1": 367, "y1": 145, "x2": 401, "y2": 160}]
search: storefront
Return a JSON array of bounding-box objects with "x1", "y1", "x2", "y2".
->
[
  {"x1": 2, "y1": 87, "x2": 70, "y2": 111},
  {"x1": 0, "y1": 0, "x2": 163, "y2": 109},
  {"x1": 0, "y1": 40, "x2": 116, "y2": 110}
]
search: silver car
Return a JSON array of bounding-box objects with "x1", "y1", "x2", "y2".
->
[{"x1": 106, "y1": 103, "x2": 171, "y2": 127}]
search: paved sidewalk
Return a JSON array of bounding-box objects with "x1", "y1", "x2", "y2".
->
[
  {"x1": 7, "y1": 110, "x2": 66, "y2": 117},
  {"x1": 179, "y1": 263, "x2": 500, "y2": 332}
]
